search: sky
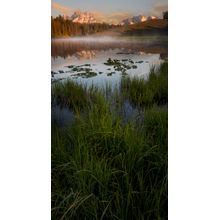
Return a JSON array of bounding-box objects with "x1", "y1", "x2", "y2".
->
[{"x1": 51, "y1": 0, "x2": 168, "y2": 24}]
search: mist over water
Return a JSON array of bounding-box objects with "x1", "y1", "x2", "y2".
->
[
  {"x1": 52, "y1": 35, "x2": 167, "y2": 50},
  {"x1": 52, "y1": 36, "x2": 123, "y2": 43},
  {"x1": 51, "y1": 36, "x2": 167, "y2": 87}
]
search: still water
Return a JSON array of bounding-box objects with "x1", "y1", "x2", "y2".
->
[{"x1": 51, "y1": 36, "x2": 167, "y2": 87}]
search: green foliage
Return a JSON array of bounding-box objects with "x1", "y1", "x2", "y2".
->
[
  {"x1": 51, "y1": 62, "x2": 168, "y2": 219},
  {"x1": 52, "y1": 109, "x2": 167, "y2": 219},
  {"x1": 121, "y1": 62, "x2": 168, "y2": 107},
  {"x1": 52, "y1": 80, "x2": 106, "y2": 112},
  {"x1": 163, "y1": 11, "x2": 168, "y2": 20}
]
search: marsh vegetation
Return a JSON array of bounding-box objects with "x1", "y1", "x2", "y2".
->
[{"x1": 51, "y1": 62, "x2": 168, "y2": 219}]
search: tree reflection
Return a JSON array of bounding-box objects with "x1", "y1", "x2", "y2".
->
[{"x1": 51, "y1": 38, "x2": 167, "y2": 59}]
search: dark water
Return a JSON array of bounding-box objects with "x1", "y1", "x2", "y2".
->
[{"x1": 51, "y1": 105, "x2": 74, "y2": 127}]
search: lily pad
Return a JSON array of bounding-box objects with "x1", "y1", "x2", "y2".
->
[
  {"x1": 51, "y1": 71, "x2": 58, "y2": 75},
  {"x1": 107, "y1": 72, "x2": 115, "y2": 76},
  {"x1": 66, "y1": 65, "x2": 74, "y2": 68}
]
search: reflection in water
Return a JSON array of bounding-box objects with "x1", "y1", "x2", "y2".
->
[
  {"x1": 51, "y1": 36, "x2": 167, "y2": 88},
  {"x1": 75, "y1": 50, "x2": 96, "y2": 60},
  {"x1": 51, "y1": 104, "x2": 74, "y2": 127},
  {"x1": 51, "y1": 36, "x2": 167, "y2": 59}
]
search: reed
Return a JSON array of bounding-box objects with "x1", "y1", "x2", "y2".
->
[{"x1": 51, "y1": 62, "x2": 168, "y2": 219}]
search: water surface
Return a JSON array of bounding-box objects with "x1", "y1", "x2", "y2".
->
[
  {"x1": 51, "y1": 36, "x2": 167, "y2": 126},
  {"x1": 51, "y1": 36, "x2": 167, "y2": 87}
]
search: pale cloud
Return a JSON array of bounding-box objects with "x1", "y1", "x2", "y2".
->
[
  {"x1": 148, "y1": 3, "x2": 168, "y2": 17},
  {"x1": 52, "y1": 2, "x2": 74, "y2": 15},
  {"x1": 94, "y1": 11, "x2": 132, "y2": 24}
]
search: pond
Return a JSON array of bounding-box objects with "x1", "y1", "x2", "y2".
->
[
  {"x1": 51, "y1": 35, "x2": 167, "y2": 127},
  {"x1": 51, "y1": 36, "x2": 167, "y2": 87}
]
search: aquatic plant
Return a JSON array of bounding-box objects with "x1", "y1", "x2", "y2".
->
[
  {"x1": 51, "y1": 62, "x2": 168, "y2": 219},
  {"x1": 52, "y1": 105, "x2": 167, "y2": 220},
  {"x1": 121, "y1": 62, "x2": 168, "y2": 107}
]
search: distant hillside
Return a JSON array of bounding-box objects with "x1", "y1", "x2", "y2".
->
[
  {"x1": 122, "y1": 19, "x2": 168, "y2": 35},
  {"x1": 94, "y1": 19, "x2": 168, "y2": 36}
]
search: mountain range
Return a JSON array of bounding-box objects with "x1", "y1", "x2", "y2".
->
[
  {"x1": 63, "y1": 11, "x2": 158, "y2": 25},
  {"x1": 120, "y1": 15, "x2": 158, "y2": 25},
  {"x1": 64, "y1": 11, "x2": 96, "y2": 24}
]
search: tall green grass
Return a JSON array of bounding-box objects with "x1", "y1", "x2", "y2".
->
[
  {"x1": 52, "y1": 80, "x2": 107, "y2": 112},
  {"x1": 121, "y1": 62, "x2": 168, "y2": 107},
  {"x1": 52, "y1": 62, "x2": 168, "y2": 219}
]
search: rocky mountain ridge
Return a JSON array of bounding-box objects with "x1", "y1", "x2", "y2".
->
[
  {"x1": 63, "y1": 10, "x2": 158, "y2": 25},
  {"x1": 120, "y1": 15, "x2": 158, "y2": 25},
  {"x1": 64, "y1": 11, "x2": 96, "y2": 24}
]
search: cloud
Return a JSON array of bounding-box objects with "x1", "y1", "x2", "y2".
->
[
  {"x1": 52, "y1": 2, "x2": 74, "y2": 15},
  {"x1": 94, "y1": 11, "x2": 132, "y2": 24},
  {"x1": 148, "y1": 3, "x2": 168, "y2": 17}
]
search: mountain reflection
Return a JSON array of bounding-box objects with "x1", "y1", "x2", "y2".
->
[
  {"x1": 75, "y1": 50, "x2": 96, "y2": 60},
  {"x1": 51, "y1": 38, "x2": 167, "y2": 59}
]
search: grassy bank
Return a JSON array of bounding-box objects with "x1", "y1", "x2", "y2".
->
[
  {"x1": 51, "y1": 62, "x2": 168, "y2": 219},
  {"x1": 121, "y1": 62, "x2": 168, "y2": 107}
]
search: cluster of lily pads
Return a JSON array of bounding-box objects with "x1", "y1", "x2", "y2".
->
[
  {"x1": 103, "y1": 58, "x2": 140, "y2": 76},
  {"x1": 66, "y1": 64, "x2": 98, "y2": 78},
  {"x1": 51, "y1": 64, "x2": 98, "y2": 79},
  {"x1": 51, "y1": 58, "x2": 147, "y2": 80}
]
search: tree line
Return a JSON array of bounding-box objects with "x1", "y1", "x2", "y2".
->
[
  {"x1": 163, "y1": 11, "x2": 168, "y2": 20},
  {"x1": 51, "y1": 16, "x2": 115, "y2": 38}
]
